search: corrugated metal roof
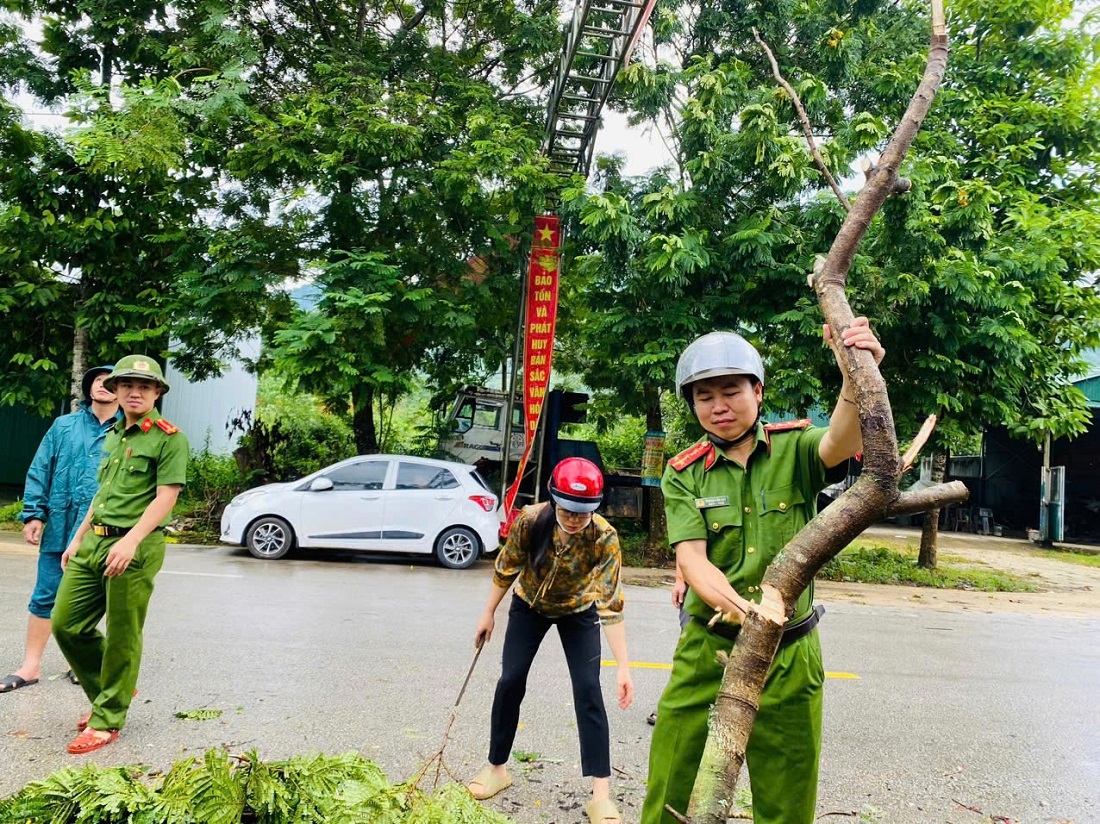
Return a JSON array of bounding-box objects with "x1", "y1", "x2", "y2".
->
[{"x1": 1074, "y1": 349, "x2": 1100, "y2": 380}]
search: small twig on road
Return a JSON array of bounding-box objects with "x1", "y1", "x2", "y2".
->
[
  {"x1": 953, "y1": 798, "x2": 984, "y2": 813},
  {"x1": 663, "y1": 804, "x2": 690, "y2": 823}
]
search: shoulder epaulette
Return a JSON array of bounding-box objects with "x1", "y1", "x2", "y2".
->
[
  {"x1": 763, "y1": 418, "x2": 811, "y2": 434},
  {"x1": 155, "y1": 418, "x2": 180, "y2": 435},
  {"x1": 668, "y1": 441, "x2": 714, "y2": 471}
]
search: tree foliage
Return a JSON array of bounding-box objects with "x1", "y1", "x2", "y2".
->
[
  {"x1": 566, "y1": 0, "x2": 1100, "y2": 455},
  {"x1": 0, "y1": 749, "x2": 512, "y2": 823}
]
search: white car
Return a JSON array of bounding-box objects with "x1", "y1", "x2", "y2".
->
[{"x1": 219, "y1": 454, "x2": 500, "y2": 569}]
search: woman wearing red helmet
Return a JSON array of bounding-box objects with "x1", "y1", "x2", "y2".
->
[{"x1": 467, "y1": 457, "x2": 633, "y2": 824}]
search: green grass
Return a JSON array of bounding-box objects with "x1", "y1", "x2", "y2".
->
[
  {"x1": 1045, "y1": 549, "x2": 1100, "y2": 568},
  {"x1": 820, "y1": 544, "x2": 1038, "y2": 592}
]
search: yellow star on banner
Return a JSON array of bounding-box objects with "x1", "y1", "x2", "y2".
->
[
  {"x1": 537, "y1": 226, "x2": 555, "y2": 243},
  {"x1": 536, "y1": 254, "x2": 559, "y2": 273}
]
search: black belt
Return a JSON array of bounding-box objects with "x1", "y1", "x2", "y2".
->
[
  {"x1": 695, "y1": 603, "x2": 825, "y2": 647},
  {"x1": 91, "y1": 524, "x2": 163, "y2": 538}
]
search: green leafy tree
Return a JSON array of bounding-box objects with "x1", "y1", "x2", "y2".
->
[
  {"x1": 566, "y1": 0, "x2": 1100, "y2": 560},
  {"x1": 0, "y1": 2, "x2": 289, "y2": 411},
  {"x1": 202, "y1": 0, "x2": 563, "y2": 453}
]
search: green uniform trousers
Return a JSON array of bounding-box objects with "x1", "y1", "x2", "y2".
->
[
  {"x1": 51, "y1": 532, "x2": 165, "y2": 732},
  {"x1": 641, "y1": 619, "x2": 824, "y2": 824}
]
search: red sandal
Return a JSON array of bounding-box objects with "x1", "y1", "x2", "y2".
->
[
  {"x1": 67, "y1": 728, "x2": 119, "y2": 754},
  {"x1": 77, "y1": 689, "x2": 137, "y2": 730}
]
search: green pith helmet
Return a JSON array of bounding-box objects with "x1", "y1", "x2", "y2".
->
[{"x1": 104, "y1": 355, "x2": 170, "y2": 394}]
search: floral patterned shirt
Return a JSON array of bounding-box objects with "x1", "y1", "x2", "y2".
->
[{"x1": 493, "y1": 503, "x2": 624, "y2": 625}]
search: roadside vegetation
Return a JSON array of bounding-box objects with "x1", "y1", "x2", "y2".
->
[
  {"x1": 819, "y1": 544, "x2": 1038, "y2": 592},
  {"x1": 0, "y1": 501, "x2": 20, "y2": 531},
  {"x1": 618, "y1": 531, "x2": 1041, "y2": 593},
  {"x1": 1046, "y1": 550, "x2": 1100, "y2": 569}
]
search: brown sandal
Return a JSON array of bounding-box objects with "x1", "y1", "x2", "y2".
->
[
  {"x1": 585, "y1": 798, "x2": 622, "y2": 824},
  {"x1": 467, "y1": 765, "x2": 512, "y2": 800}
]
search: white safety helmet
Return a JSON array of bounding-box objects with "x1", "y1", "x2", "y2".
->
[{"x1": 675, "y1": 332, "x2": 765, "y2": 406}]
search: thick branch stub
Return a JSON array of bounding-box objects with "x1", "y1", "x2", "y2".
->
[{"x1": 887, "y1": 481, "x2": 970, "y2": 517}]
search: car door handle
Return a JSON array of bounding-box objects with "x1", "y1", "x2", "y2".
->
[{"x1": 361, "y1": 495, "x2": 381, "y2": 501}]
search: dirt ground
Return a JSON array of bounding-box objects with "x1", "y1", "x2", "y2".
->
[{"x1": 622, "y1": 524, "x2": 1100, "y2": 617}]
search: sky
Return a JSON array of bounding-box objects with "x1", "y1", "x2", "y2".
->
[{"x1": 593, "y1": 109, "x2": 674, "y2": 178}]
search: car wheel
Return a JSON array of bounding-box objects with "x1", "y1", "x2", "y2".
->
[
  {"x1": 435, "y1": 526, "x2": 480, "y2": 570},
  {"x1": 246, "y1": 516, "x2": 295, "y2": 560}
]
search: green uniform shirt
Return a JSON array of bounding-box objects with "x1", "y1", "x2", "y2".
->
[
  {"x1": 91, "y1": 409, "x2": 189, "y2": 527},
  {"x1": 662, "y1": 421, "x2": 828, "y2": 624}
]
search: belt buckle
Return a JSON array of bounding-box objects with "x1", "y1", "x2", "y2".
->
[{"x1": 92, "y1": 524, "x2": 107, "y2": 537}]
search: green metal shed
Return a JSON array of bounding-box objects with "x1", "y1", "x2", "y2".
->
[{"x1": 0, "y1": 406, "x2": 56, "y2": 487}]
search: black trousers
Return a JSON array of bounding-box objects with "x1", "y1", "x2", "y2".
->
[{"x1": 489, "y1": 595, "x2": 611, "y2": 777}]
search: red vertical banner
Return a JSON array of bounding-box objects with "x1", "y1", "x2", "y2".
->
[{"x1": 503, "y1": 215, "x2": 561, "y2": 523}]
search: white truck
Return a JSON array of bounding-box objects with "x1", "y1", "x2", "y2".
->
[{"x1": 439, "y1": 387, "x2": 526, "y2": 467}]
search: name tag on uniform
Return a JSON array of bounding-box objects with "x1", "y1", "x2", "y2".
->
[{"x1": 695, "y1": 496, "x2": 730, "y2": 509}]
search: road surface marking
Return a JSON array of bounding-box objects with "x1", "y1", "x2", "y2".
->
[{"x1": 602, "y1": 660, "x2": 859, "y2": 679}]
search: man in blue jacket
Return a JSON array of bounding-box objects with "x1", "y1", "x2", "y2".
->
[{"x1": 1, "y1": 366, "x2": 118, "y2": 693}]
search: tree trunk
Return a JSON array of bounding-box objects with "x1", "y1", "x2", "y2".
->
[
  {"x1": 918, "y1": 451, "x2": 947, "y2": 568},
  {"x1": 681, "y1": 5, "x2": 969, "y2": 821},
  {"x1": 643, "y1": 398, "x2": 669, "y2": 562},
  {"x1": 70, "y1": 323, "x2": 88, "y2": 412},
  {"x1": 351, "y1": 384, "x2": 379, "y2": 454}
]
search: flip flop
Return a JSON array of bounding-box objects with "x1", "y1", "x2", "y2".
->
[
  {"x1": 585, "y1": 798, "x2": 623, "y2": 824},
  {"x1": 647, "y1": 711, "x2": 657, "y2": 726},
  {"x1": 467, "y1": 765, "x2": 512, "y2": 800},
  {"x1": 0, "y1": 674, "x2": 38, "y2": 693},
  {"x1": 67, "y1": 728, "x2": 119, "y2": 755}
]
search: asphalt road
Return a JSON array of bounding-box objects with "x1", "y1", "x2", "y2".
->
[{"x1": 0, "y1": 542, "x2": 1097, "y2": 823}]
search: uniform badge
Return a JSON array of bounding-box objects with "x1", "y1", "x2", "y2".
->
[
  {"x1": 134, "y1": 360, "x2": 150, "y2": 370},
  {"x1": 155, "y1": 418, "x2": 180, "y2": 435},
  {"x1": 140, "y1": 418, "x2": 154, "y2": 433},
  {"x1": 695, "y1": 496, "x2": 730, "y2": 508}
]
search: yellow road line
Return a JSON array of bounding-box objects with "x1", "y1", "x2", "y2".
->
[{"x1": 602, "y1": 660, "x2": 859, "y2": 679}]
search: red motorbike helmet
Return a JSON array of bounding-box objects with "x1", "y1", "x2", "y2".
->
[{"x1": 549, "y1": 457, "x2": 604, "y2": 513}]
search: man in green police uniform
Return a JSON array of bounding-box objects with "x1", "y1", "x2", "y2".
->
[
  {"x1": 641, "y1": 318, "x2": 884, "y2": 824},
  {"x1": 52, "y1": 355, "x2": 188, "y2": 755}
]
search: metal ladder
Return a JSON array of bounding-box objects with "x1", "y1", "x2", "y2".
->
[{"x1": 543, "y1": 0, "x2": 658, "y2": 179}]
